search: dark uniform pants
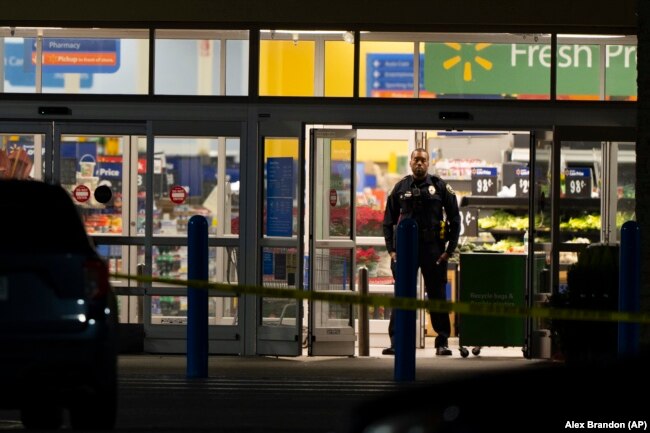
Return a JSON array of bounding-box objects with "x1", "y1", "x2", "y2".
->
[{"x1": 388, "y1": 241, "x2": 451, "y2": 349}]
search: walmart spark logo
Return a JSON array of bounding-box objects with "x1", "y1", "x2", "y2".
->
[{"x1": 442, "y1": 43, "x2": 493, "y2": 81}]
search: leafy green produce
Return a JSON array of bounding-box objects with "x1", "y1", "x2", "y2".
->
[{"x1": 560, "y1": 214, "x2": 600, "y2": 231}]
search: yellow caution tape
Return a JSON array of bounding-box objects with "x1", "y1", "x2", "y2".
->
[{"x1": 112, "y1": 272, "x2": 650, "y2": 324}]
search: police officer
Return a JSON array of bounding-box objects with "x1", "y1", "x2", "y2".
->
[{"x1": 382, "y1": 148, "x2": 461, "y2": 356}]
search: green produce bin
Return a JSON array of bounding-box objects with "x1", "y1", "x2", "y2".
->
[{"x1": 459, "y1": 252, "x2": 544, "y2": 348}]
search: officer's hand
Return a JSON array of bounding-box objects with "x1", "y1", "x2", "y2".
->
[
  {"x1": 390, "y1": 251, "x2": 397, "y2": 262},
  {"x1": 436, "y1": 252, "x2": 450, "y2": 265}
]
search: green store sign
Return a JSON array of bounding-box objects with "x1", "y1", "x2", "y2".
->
[{"x1": 423, "y1": 43, "x2": 637, "y2": 99}]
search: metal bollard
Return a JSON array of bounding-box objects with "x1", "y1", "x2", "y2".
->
[
  {"x1": 394, "y1": 217, "x2": 418, "y2": 382},
  {"x1": 618, "y1": 220, "x2": 640, "y2": 358},
  {"x1": 187, "y1": 215, "x2": 209, "y2": 378},
  {"x1": 358, "y1": 266, "x2": 370, "y2": 357}
]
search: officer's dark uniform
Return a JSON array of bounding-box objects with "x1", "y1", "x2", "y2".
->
[{"x1": 382, "y1": 173, "x2": 461, "y2": 350}]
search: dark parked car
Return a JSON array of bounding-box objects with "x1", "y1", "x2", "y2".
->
[
  {"x1": 348, "y1": 353, "x2": 650, "y2": 433},
  {"x1": 0, "y1": 179, "x2": 118, "y2": 430}
]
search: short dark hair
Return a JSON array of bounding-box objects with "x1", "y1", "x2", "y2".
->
[{"x1": 410, "y1": 148, "x2": 428, "y2": 159}]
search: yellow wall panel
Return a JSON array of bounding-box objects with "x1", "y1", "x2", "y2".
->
[
  {"x1": 325, "y1": 41, "x2": 354, "y2": 97},
  {"x1": 357, "y1": 139, "x2": 408, "y2": 163},
  {"x1": 260, "y1": 40, "x2": 315, "y2": 96},
  {"x1": 264, "y1": 138, "x2": 299, "y2": 159}
]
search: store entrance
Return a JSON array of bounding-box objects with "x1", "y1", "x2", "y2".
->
[
  {"x1": 0, "y1": 121, "x2": 149, "y2": 333},
  {"x1": 529, "y1": 126, "x2": 637, "y2": 358},
  {"x1": 308, "y1": 129, "x2": 358, "y2": 356},
  {"x1": 0, "y1": 120, "x2": 247, "y2": 354},
  {"x1": 353, "y1": 128, "x2": 540, "y2": 353},
  {"x1": 52, "y1": 122, "x2": 148, "y2": 338},
  {"x1": 142, "y1": 121, "x2": 245, "y2": 354}
]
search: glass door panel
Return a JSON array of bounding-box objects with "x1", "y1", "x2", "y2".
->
[
  {"x1": 0, "y1": 133, "x2": 44, "y2": 180},
  {"x1": 309, "y1": 129, "x2": 356, "y2": 356},
  {"x1": 257, "y1": 135, "x2": 303, "y2": 357},
  {"x1": 58, "y1": 134, "x2": 135, "y2": 236},
  {"x1": 556, "y1": 128, "x2": 636, "y2": 284},
  {"x1": 548, "y1": 127, "x2": 635, "y2": 359},
  {"x1": 144, "y1": 123, "x2": 243, "y2": 355},
  {"x1": 55, "y1": 123, "x2": 148, "y2": 332}
]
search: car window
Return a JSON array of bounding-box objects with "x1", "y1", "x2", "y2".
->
[{"x1": 0, "y1": 180, "x2": 92, "y2": 253}]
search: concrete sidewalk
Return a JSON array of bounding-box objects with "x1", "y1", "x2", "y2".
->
[{"x1": 119, "y1": 338, "x2": 552, "y2": 382}]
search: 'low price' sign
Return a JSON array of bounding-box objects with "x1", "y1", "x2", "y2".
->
[
  {"x1": 471, "y1": 167, "x2": 497, "y2": 196},
  {"x1": 565, "y1": 168, "x2": 592, "y2": 198}
]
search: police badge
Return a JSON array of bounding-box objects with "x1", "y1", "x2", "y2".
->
[{"x1": 428, "y1": 185, "x2": 436, "y2": 195}]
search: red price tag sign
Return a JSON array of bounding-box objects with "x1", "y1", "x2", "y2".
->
[
  {"x1": 169, "y1": 185, "x2": 187, "y2": 204},
  {"x1": 73, "y1": 184, "x2": 91, "y2": 203}
]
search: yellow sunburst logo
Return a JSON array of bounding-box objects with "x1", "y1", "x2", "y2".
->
[{"x1": 442, "y1": 43, "x2": 493, "y2": 81}]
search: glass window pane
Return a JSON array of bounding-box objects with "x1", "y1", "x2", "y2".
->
[
  {"x1": 556, "y1": 35, "x2": 637, "y2": 101},
  {"x1": 95, "y1": 244, "x2": 143, "y2": 324},
  {"x1": 359, "y1": 40, "x2": 415, "y2": 98},
  {"x1": 261, "y1": 247, "x2": 299, "y2": 327},
  {"x1": 263, "y1": 138, "x2": 299, "y2": 237},
  {"x1": 259, "y1": 39, "x2": 315, "y2": 96},
  {"x1": 258, "y1": 30, "x2": 352, "y2": 97},
  {"x1": 59, "y1": 134, "x2": 130, "y2": 235},
  {"x1": 313, "y1": 248, "x2": 352, "y2": 327},
  {"x1": 153, "y1": 136, "x2": 240, "y2": 237},
  {"x1": 559, "y1": 141, "x2": 601, "y2": 251},
  {"x1": 2, "y1": 28, "x2": 149, "y2": 95},
  {"x1": 149, "y1": 235, "x2": 240, "y2": 325},
  {"x1": 226, "y1": 39, "x2": 249, "y2": 96},
  {"x1": 605, "y1": 44, "x2": 637, "y2": 101},
  {"x1": 154, "y1": 29, "x2": 249, "y2": 96},
  {"x1": 324, "y1": 40, "x2": 354, "y2": 97},
  {"x1": 556, "y1": 42, "x2": 600, "y2": 101},
  {"x1": 225, "y1": 138, "x2": 241, "y2": 235},
  {"x1": 0, "y1": 133, "x2": 44, "y2": 180},
  {"x1": 314, "y1": 248, "x2": 353, "y2": 292},
  {"x1": 150, "y1": 244, "x2": 241, "y2": 286},
  {"x1": 96, "y1": 244, "x2": 131, "y2": 280},
  {"x1": 328, "y1": 139, "x2": 353, "y2": 237},
  {"x1": 424, "y1": 38, "x2": 551, "y2": 100},
  {"x1": 150, "y1": 294, "x2": 238, "y2": 326}
]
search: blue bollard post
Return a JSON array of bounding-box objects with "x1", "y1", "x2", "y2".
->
[
  {"x1": 618, "y1": 220, "x2": 640, "y2": 358},
  {"x1": 187, "y1": 215, "x2": 209, "y2": 378},
  {"x1": 394, "y1": 217, "x2": 418, "y2": 382}
]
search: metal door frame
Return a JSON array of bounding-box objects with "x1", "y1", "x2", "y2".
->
[
  {"x1": 256, "y1": 120, "x2": 305, "y2": 356},
  {"x1": 308, "y1": 128, "x2": 357, "y2": 356},
  {"x1": 525, "y1": 126, "x2": 636, "y2": 358},
  {"x1": 138, "y1": 120, "x2": 246, "y2": 354}
]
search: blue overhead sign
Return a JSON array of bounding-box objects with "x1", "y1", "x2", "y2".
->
[
  {"x1": 366, "y1": 53, "x2": 429, "y2": 97},
  {"x1": 4, "y1": 42, "x2": 93, "y2": 88},
  {"x1": 25, "y1": 38, "x2": 121, "y2": 74}
]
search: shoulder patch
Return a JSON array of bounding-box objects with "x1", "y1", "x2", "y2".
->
[{"x1": 446, "y1": 184, "x2": 455, "y2": 195}]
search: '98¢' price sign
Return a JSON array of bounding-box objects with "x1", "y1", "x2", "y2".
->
[
  {"x1": 565, "y1": 168, "x2": 592, "y2": 198},
  {"x1": 471, "y1": 167, "x2": 498, "y2": 196}
]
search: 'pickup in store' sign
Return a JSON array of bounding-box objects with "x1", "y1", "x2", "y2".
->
[{"x1": 25, "y1": 38, "x2": 121, "y2": 74}]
